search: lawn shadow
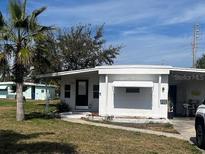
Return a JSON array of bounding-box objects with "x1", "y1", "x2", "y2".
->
[
  {"x1": 0, "y1": 130, "x2": 77, "y2": 153},
  {"x1": 25, "y1": 112, "x2": 56, "y2": 120}
]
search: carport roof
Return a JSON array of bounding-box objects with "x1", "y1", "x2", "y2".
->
[{"x1": 171, "y1": 67, "x2": 205, "y2": 73}]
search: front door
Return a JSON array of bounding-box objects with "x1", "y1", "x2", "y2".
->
[{"x1": 76, "y1": 80, "x2": 88, "y2": 109}]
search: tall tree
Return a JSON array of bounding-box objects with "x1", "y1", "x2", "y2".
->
[
  {"x1": 58, "y1": 25, "x2": 121, "y2": 70},
  {"x1": 0, "y1": 0, "x2": 51, "y2": 121},
  {"x1": 32, "y1": 31, "x2": 61, "y2": 75},
  {"x1": 196, "y1": 54, "x2": 205, "y2": 69}
]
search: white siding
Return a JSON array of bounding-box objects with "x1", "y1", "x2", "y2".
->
[
  {"x1": 99, "y1": 74, "x2": 168, "y2": 118},
  {"x1": 60, "y1": 72, "x2": 99, "y2": 112},
  {"x1": 23, "y1": 87, "x2": 32, "y2": 99},
  {"x1": 0, "y1": 90, "x2": 8, "y2": 98}
]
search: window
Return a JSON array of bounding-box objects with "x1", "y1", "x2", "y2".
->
[
  {"x1": 93, "y1": 85, "x2": 99, "y2": 99},
  {"x1": 41, "y1": 90, "x2": 44, "y2": 93},
  {"x1": 64, "y1": 85, "x2": 71, "y2": 98},
  {"x1": 126, "y1": 87, "x2": 140, "y2": 93}
]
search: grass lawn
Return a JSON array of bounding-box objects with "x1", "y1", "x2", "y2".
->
[{"x1": 0, "y1": 99, "x2": 201, "y2": 154}]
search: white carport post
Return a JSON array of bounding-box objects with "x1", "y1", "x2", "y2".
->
[
  {"x1": 105, "y1": 74, "x2": 108, "y2": 115},
  {"x1": 158, "y1": 75, "x2": 161, "y2": 107}
]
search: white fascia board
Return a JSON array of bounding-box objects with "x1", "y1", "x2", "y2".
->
[
  {"x1": 0, "y1": 82, "x2": 56, "y2": 88},
  {"x1": 0, "y1": 85, "x2": 8, "y2": 89},
  {"x1": 37, "y1": 68, "x2": 98, "y2": 78},
  {"x1": 96, "y1": 65, "x2": 172, "y2": 69},
  {"x1": 0, "y1": 82, "x2": 14, "y2": 85},
  {"x1": 98, "y1": 68, "x2": 170, "y2": 75},
  {"x1": 112, "y1": 81, "x2": 154, "y2": 87},
  {"x1": 171, "y1": 67, "x2": 205, "y2": 73}
]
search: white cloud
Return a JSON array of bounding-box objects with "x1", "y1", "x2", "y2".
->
[
  {"x1": 163, "y1": 3, "x2": 205, "y2": 25},
  {"x1": 111, "y1": 34, "x2": 194, "y2": 67},
  {"x1": 26, "y1": 0, "x2": 205, "y2": 66}
]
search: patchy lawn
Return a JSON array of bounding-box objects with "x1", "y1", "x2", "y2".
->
[
  {"x1": 0, "y1": 99, "x2": 201, "y2": 154},
  {"x1": 82, "y1": 119, "x2": 179, "y2": 134}
]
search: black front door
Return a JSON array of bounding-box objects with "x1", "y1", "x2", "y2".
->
[{"x1": 76, "y1": 80, "x2": 88, "y2": 108}]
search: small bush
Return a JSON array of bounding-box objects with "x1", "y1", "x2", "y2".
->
[{"x1": 57, "y1": 102, "x2": 70, "y2": 113}]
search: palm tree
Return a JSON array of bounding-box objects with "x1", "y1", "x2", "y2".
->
[{"x1": 0, "y1": 0, "x2": 51, "y2": 121}]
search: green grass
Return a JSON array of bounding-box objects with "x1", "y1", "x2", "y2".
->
[{"x1": 0, "y1": 99, "x2": 201, "y2": 154}]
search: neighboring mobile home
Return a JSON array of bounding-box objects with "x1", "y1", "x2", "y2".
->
[
  {"x1": 38, "y1": 65, "x2": 205, "y2": 119},
  {"x1": 0, "y1": 82, "x2": 56, "y2": 100}
]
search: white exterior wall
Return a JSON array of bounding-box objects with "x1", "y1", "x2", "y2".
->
[
  {"x1": 6, "y1": 85, "x2": 56, "y2": 100},
  {"x1": 99, "y1": 74, "x2": 169, "y2": 118},
  {"x1": 32, "y1": 86, "x2": 56, "y2": 100},
  {"x1": 23, "y1": 87, "x2": 32, "y2": 99},
  {"x1": 60, "y1": 72, "x2": 99, "y2": 112},
  {"x1": 0, "y1": 90, "x2": 8, "y2": 98}
]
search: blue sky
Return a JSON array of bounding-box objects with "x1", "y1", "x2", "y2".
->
[{"x1": 1, "y1": 0, "x2": 205, "y2": 67}]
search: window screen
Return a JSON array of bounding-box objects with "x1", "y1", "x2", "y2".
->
[
  {"x1": 65, "y1": 85, "x2": 71, "y2": 98},
  {"x1": 126, "y1": 87, "x2": 140, "y2": 93},
  {"x1": 93, "y1": 85, "x2": 99, "y2": 99}
]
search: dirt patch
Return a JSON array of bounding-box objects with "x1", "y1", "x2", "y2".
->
[{"x1": 0, "y1": 106, "x2": 15, "y2": 111}]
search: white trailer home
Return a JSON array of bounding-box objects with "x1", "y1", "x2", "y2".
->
[
  {"x1": 0, "y1": 82, "x2": 56, "y2": 100},
  {"x1": 39, "y1": 65, "x2": 205, "y2": 119}
]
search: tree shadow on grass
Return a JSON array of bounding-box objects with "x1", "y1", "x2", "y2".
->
[
  {"x1": 25, "y1": 112, "x2": 56, "y2": 120},
  {"x1": 0, "y1": 130, "x2": 77, "y2": 153}
]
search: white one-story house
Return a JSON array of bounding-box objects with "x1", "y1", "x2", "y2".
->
[
  {"x1": 0, "y1": 82, "x2": 56, "y2": 100},
  {"x1": 38, "y1": 65, "x2": 205, "y2": 119}
]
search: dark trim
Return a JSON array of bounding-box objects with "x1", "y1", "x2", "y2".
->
[{"x1": 75, "y1": 80, "x2": 89, "y2": 109}]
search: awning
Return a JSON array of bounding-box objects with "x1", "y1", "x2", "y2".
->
[
  {"x1": 112, "y1": 81, "x2": 153, "y2": 88},
  {"x1": 0, "y1": 85, "x2": 7, "y2": 90}
]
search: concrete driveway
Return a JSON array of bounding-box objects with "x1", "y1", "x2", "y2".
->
[
  {"x1": 170, "y1": 118, "x2": 205, "y2": 153},
  {"x1": 170, "y1": 117, "x2": 195, "y2": 141}
]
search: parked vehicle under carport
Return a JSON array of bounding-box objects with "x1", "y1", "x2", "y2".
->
[{"x1": 195, "y1": 100, "x2": 205, "y2": 149}]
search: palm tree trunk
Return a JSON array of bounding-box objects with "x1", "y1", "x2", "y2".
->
[{"x1": 16, "y1": 82, "x2": 24, "y2": 121}]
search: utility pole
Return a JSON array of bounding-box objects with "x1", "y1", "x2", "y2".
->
[{"x1": 192, "y1": 24, "x2": 200, "y2": 68}]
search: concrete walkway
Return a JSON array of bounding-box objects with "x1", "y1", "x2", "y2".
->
[
  {"x1": 62, "y1": 118, "x2": 185, "y2": 140},
  {"x1": 170, "y1": 118, "x2": 195, "y2": 141}
]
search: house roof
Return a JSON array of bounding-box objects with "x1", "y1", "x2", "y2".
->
[
  {"x1": 0, "y1": 82, "x2": 56, "y2": 88},
  {"x1": 170, "y1": 67, "x2": 205, "y2": 73},
  {"x1": 36, "y1": 65, "x2": 205, "y2": 78},
  {"x1": 96, "y1": 65, "x2": 173, "y2": 69},
  {"x1": 37, "y1": 68, "x2": 98, "y2": 78}
]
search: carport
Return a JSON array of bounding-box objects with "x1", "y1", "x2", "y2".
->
[{"x1": 169, "y1": 68, "x2": 205, "y2": 117}]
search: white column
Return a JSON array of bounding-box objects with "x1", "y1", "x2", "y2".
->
[
  {"x1": 105, "y1": 74, "x2": 108, "y2": 115},
  {"x1": 158, "y1": 75, "x2": 161, "y2": 107}
]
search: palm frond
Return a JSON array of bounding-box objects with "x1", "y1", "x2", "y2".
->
[
  {"x1": 29, "y1": 7, "x2": 47, "y2": 31},
  {"x1": 9, "y1": 0, "x2": 22, "y2": 22},
  {"x1": 0, "y1": 52, "x2": 6, "y2": 62},
  {"x1": 0, "y1": 11, "x2": 4, "y2": 28},
  {"x1": 17, "y1": 47, "x2": 31, "y2": 64},
  {"x1": 22, "y1": 0, "x2": 27, "y2": 19}
]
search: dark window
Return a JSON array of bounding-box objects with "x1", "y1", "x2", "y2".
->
[
  {"x1": 93, "y1": 85, "x2": 99, "y2": 99},
  {"x1": 65, "y1": 85, "x2": 71, "y2": 98},
  {"x1": 126, "y1": 87, "x2": 140, "y2": 93},
  {"x1": 41, "y1": 90, "x2": 44, "y2": 93},
  {"x1": 0, "y1": 89, "x2": 6, "y2": 91}
]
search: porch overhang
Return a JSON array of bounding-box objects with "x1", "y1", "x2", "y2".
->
[{"x1": 37, "y1": 68, "x2": 98, "y2": 78}]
